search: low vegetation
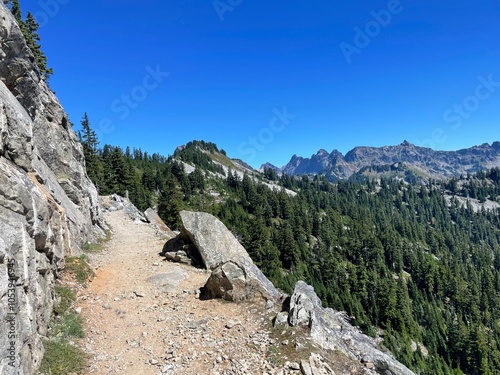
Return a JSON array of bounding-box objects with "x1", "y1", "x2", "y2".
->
[
  {"x1": 40, "y1": 340, "x2": 87, "y2": 375},
  {"x1": 82, "y1": 228, "x2": 112, "y2": 253},
  {"x1": 41, "y1": 291, "x2": 87, "y2": 375},
  {"x1": 51, "y1": 311, "x2": 84, "y2": 339},
  {"x1": 65, "y1": 255, "x2": 94, "y2": 285},
  {"x1": 52, "y1": 286, "x2": 76, "y2": 316},
  {"x1": 41, "y1": 258, "x2": 91, "y2": 374}
]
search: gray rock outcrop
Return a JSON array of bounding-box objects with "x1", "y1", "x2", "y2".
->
[
  {"x1": 0, "y1": 4, "x2": 104, "y2": 374},
  {"x1": 101, "y1": 194, "x2": 146, "y2": 222},
  {"x1": 300, "y1": 353, "x2": 336, "y2": 375},
  {"x1": 287, "y1": 281, "x2": 415, "y2": 375},
  {"x1": 144, "y1": 207, "x2": 174, "y2": 236},
  {"x1": 171, "y1": 210, "x2": 282, "y2": 302}
]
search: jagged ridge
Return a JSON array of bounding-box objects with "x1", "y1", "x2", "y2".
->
[{"x1": 263, "y1": 141, "x2": 500, "y2": 181}]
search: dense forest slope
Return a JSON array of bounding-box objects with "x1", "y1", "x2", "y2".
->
[
  {"x1": 0, "y1": 4, "x2": 103, "y2": 374},
  {"x1": 81, "y1": 139, "x2": 500, "y2": 374}
]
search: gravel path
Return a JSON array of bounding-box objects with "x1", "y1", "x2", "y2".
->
[{"x1": 78, "y1": 210, "x2": 277, "y2": 375}]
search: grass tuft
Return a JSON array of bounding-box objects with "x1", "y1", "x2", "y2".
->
[
  {"x1": 82, "y1": 229, "x2": 112, "y2": 253},
  {"x1": 52, "y1": 312, "x2": 84, "y2": 339},
  {"x1": 40, "y1": 340, "x2": 88, "y2": 375},
  {"x1": 53, "y1": 286, "x2": 76, "y2": 316},
  {"x1": 65, "y1": 256, "x2": 94, "y2": 285}
]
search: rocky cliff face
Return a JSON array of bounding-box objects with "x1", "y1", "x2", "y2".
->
[
  {"x1": 265, "y1": 141, "x2": 500, "y2": 181},
  {"x1": 0, "y1": 4, "x2": 104, "y2": 374},
  {"x1": 286, "y1": 281, "x2": 415, "y2": 375}
]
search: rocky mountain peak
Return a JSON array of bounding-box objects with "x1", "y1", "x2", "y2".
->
[
  {"x1": 269, "y1": 141, "x2": 500, "y2": 181},
  {"x1": 260, "y1": 162, "x2": 280, "y2": 171},
  {"x1": 316, "y1": 148, "x2": 329, "y2": 156}
]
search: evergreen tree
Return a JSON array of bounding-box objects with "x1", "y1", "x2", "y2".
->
[
  {"x1": 24, "y1": 12, "x2": 53, "y2": 79},
  {"x1": 79, "y1": 113, "x2": 102, "y2": 189},
  {"x1": 5, "y1": 0, "x2": 22, "y2": 24},
  {"x1": 80, "y1": 113, "x2": 99, "y2": 155},
  {"x1": 157, "y1": 174, "x2": 183, "y2": 229},
  {"x1": 5, "y1": 1, "x2": 53, "y2": 79}
]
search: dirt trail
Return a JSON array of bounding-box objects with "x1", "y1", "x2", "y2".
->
[{"x1": 78, "y1": 210, "x2": 275, "y2": 375}]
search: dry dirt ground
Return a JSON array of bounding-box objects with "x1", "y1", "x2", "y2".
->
[{"x1": 78, "y1": 210, "x2": 277, "y2": 375}]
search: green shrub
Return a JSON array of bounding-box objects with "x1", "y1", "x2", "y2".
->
[
  {"x1": 40, "y1": 340, "x2": 87, "y2": 375},
  {"x1": 65, "y1": 256, "x2": 94, "y2": 285},
  {"x1": 53, "y1": 286, "x2": 76, "y2": 316},
  {"x1": 52, "y1": 312, "x2": 84, "y2": 339}
]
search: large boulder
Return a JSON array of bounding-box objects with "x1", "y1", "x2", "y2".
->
[
  {"x1": 179, "y1": 210, "x2": 248, "y2": 268},
  {"x1": 288, "y1": 281, "x2": 415, "y2": 375},
  {"x1": 176, "y1": 210, "x2": 282, "y2": 302},
  {"x1": 144, "y1": 207, "x2": 174, "y2": 235},
  {"x1": 0, "y1": 4, "x2": 104, "y2": 374}
]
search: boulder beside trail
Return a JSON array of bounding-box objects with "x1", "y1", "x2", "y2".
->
[
  {"x1": 179, "y1": 210, "x2": 248, "y2": 269},
  {"x1": 287, "y1": 281, "x2": 415, "y2": 375},
  {"x1": 144, "y1": 207, "x2": 174, "y2": 236},
  {"x1": 163, "y1": 210, "x2": 282, "y2": 302}
]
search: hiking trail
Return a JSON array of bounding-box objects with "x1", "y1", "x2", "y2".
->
[{"x1": 78, "y1": 210, "x2": 274, "y2": 375}]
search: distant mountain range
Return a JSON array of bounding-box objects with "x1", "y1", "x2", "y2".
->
[{"x1": 261, "y1": 141, "x2": 500, "y2": 181}]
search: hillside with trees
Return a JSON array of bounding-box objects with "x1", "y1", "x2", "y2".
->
[{"x1": 78, "y1": 128, "x2": 500, "y2": 374}]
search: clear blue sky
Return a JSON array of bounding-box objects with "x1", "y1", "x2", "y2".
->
[{"x1": 20, "y1": 0, "x2": 500, "y2": 168}]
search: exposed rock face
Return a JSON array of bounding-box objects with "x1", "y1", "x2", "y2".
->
[
  {"x1": 288, "y1": 281, "x2": 415, "y2": 375},
  {"x1": 144, "y1": 207, "x2": 173, "y2": 236},
  {"x1": 0, "y1": 4, "x2": 103, "y2": 374},
  {"x1": 264, "y1": 141, "x2": 500, "y2": 181},
  {"x1": 174, "y1": 210, "x2": 282, "y2": 302}
]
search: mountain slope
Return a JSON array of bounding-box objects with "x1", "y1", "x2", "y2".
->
[
  {"x1": 161, "y1": 141, "x2": 500, "y2": 374},
  {"x1": 80, "y1": 138, "x2": 500, "y2": 374},
  {"x1": 264, "y1": 141, "x2": 500, "y2": 181}
]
